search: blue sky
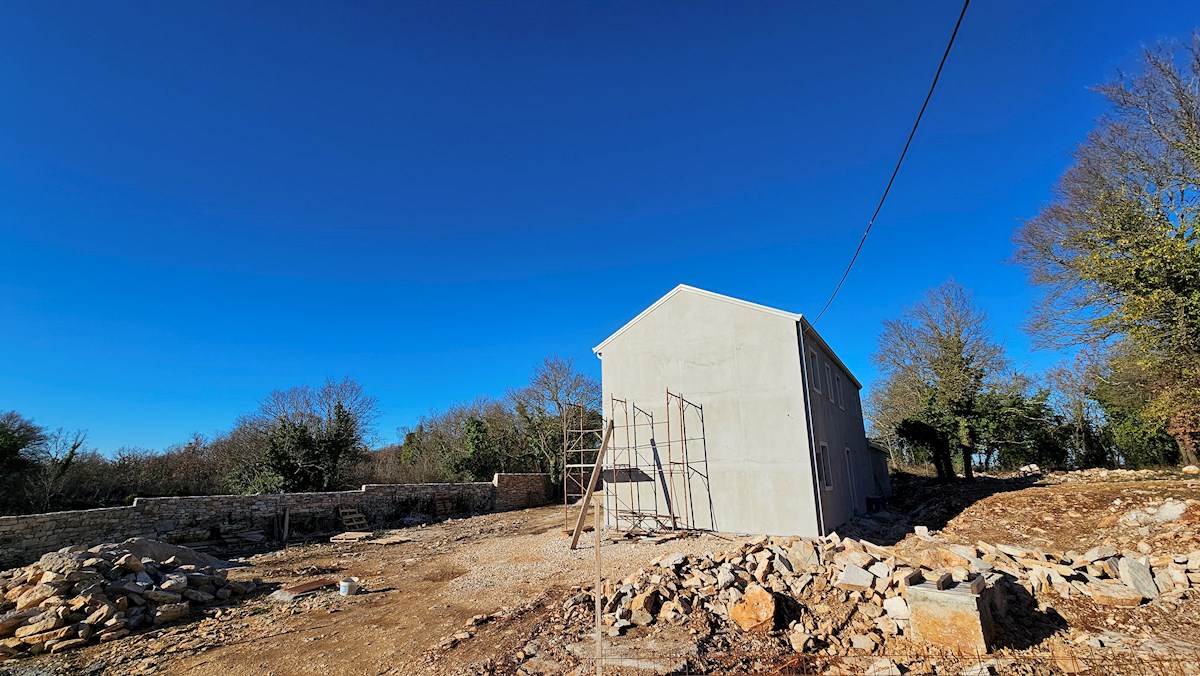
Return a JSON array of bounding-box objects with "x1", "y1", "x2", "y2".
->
[{"x1": 1, "y1": 1, "x2": 1194, "y2": 453}]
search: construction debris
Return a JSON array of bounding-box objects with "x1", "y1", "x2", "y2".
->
[
  {"x1": 267, "y1": 578, "x2": 338, "y2": 603},
  {"x1": 513, "y1": 526, "x2": 1200, "y2": 673},
  {"x1": 0, "y1": 541, "x2": 255, "y2": 658},
  {"x1": 339, "y1": 507, "x2": 369, "y2": 531}
]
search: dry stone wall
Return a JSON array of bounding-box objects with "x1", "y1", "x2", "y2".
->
[
  {"x1": 493, "y1": 473, "x2": 553, "y2": 511},
  {"x1": 0, "y1": 473, "x2": 550, "y2": 569}
]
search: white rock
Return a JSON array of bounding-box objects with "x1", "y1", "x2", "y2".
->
[
  {"x1": 836, "y1": 564, "x2": 875, "y2": 592},
  {"x1": 883, "y1": 595, "x2": 910, "y2": 620},
  {"x1": 1154, "y1": 501, "x2": 1187, "y2": 523},
  {"x1": 1118, "y1": 557, "x2": 1159, "y2": 598}
]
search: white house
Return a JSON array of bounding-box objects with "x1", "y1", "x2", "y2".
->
[{"x1": 592, "y1": 284, "x2": 886, "y2": 537}]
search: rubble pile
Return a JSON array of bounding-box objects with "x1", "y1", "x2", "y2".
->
[
  {"x1": 0, "y1": 539, "x2": 256, "y2": 659},
  {"x1": 548, "y1": 529, "x2": 1200, "y2": 665},
  {"x1": 897, "y1": 531, "x2": 1200, "y2": 607},
  {"x1": 1042, "y1": 467, "x2": 1187, "y2": 484},
  {"x1": 550, "y1": 531, "x2": 995, "y2": 672}
]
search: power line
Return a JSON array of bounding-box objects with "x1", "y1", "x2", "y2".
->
[{"x1": 813, "y1": 0, "x2": 971, "y2": 324}]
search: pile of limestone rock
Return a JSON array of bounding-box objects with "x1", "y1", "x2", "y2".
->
[
  {"x1": 1041, "y1": 466, "x2": 1198, "y2": 484},
  {"x1": 561, "y1": 533, "x2": 1000, "y2": 660},
  {"x1": 0, "y1": 539, "x2": 255, "y2": 658},
  {"x1": 559, "y1": 529, "x2": 1200, "y2": 657}
]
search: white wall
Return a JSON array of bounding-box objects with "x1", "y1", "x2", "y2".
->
[{"x1": 596, "y1": 289, "x2": 821, "y2": 536}]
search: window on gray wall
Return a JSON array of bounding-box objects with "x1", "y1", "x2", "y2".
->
[
  {"x1": 818, "y1": 442, "x2": 832, "y2": 489},
  {"x1": 826, "y1": 364, "x2": 834, "y2": 403},
  {"x1": 808, "y1": 350, "x2": 821, "y2": 393},
  {"x1": 836, "y1": 375, "x2": 844, "y2": 410}
]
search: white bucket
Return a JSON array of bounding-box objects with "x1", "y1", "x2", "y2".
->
[{"x1": 339, "y1": 577, "x2": 360, "y2": 596}]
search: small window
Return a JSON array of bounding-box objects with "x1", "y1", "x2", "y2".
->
[
  {"x1": 817, "y1": 442, "x2": 832, "y2": 489},
  {"x1": 808, "y1": 350, "x2": 821, "y2": 393},
  {"x1": 826, "y1": 364, "x2": 834, "y2": 403},
  {"x1": 844, "y1": 444, "x2": 855, "y2": 493},
  {"x1": 836, "y1": 375, "x2": 844, "y2": 410}
]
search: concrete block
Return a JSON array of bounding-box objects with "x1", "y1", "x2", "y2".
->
[{"x1": 907, "y1": 579, "x2": 994, "y2": 654}]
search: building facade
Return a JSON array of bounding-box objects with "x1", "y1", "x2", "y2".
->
[{"x1": 593, "y1": 284, "x2": 881, "y2": 537}]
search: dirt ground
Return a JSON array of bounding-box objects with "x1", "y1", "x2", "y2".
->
[
  {"x1": 847, "y1": 471, "x2": 1200, "y2": 555},
  {"x1": 6, "y1": 506, "x2": 745, "y2": 676},
  {"x1": 8, "y1": 471, "x2": 1200, "y2": 675}
]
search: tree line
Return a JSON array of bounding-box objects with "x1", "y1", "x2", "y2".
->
[
  {"x1": 868, "y1": 37, "x2": 1199, "y2": 479},
  {"x1": 0, "y1": 358, "x2": 600, "y2": 516}
]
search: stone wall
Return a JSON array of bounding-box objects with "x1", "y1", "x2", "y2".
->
[
  {"x1": 493, "y1": 473, "x2": 554, "y2": 512},
  {"x1": 0, "y1": 473, "x2": 550, "y2": 569}
]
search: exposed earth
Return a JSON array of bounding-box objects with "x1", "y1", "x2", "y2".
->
[{"x1": 4, "y1": 469, "x2": 1200, "y2": 675}]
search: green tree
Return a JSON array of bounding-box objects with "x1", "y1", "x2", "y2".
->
[
  {"x1": 1093, "y1": 351, "x2": 1181, "y2": 467},
  {"x1": 234, "y1": 378, "x2": 379, "y2": 493},
  {"x1": 262, "y1": 418, "x2": 319, "y2": 492},
  {"x1": 0, "y1": 411, "x2": 44, "y2": 513},
  {"x1": 258, "y1": 402, "x2": 364, "y2": 493},
  {"x1": 872, "y1": 281, "x2": 1007, "y2": 480},
  {"x1": 973, "y1": 382, "x2": 1068, "y2": 470},
  {"x1": 895, "y1": 419, "x2": 951, "y2": 477},
  {"x1": 453, "y1": 417, "x2": 502, "y2": 481},
  {"x1": 0, "y1": 411, "x2": 42, "y2": 476},
  {"x1": 1014, "y1": 36, "x2": 1200, "y2": 464}
]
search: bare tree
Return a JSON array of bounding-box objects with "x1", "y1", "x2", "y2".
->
[
  {"x1": 1046, "y1": 355, "x2": 1111, "y2": 467},
  {"x1": 22, "y1": 428, "x2": 87, "y2": 512},
  {"x1": 508, "y1": 356, "x2": 601, "y2": 486},
  {"x1": 255, "y1": 377, "x2": 380, "y2": 445}
]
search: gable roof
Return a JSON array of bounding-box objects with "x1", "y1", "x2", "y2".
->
[
  {"x1": 592, "y1": 284, "x2": 802, "y2": 354},
  {"x1": 593, "y1": 284, "x2": 863, "y2": 389}
]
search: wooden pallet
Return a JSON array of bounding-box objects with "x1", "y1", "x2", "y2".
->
[{"x1": 339, "y1": 506, "x2": 369, "y2": 531}]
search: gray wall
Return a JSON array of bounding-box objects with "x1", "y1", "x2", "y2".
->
[
  {"x1": 596, "y1": 289, "x2": 821, "y2": 537},
  {"x1": 799, "y1": 321, "x2": 872, "y2": 532},
  {"x1": 0, "y1": 474, "x2": 551, "y2": 569}
]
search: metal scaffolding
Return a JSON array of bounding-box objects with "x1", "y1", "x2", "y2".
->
[
  {"x1": 601, "y1": 389, "x2": 709, "y2": 534},
  {"x1": 562, "y1": 402, "x2": 604, "y2": 532}
]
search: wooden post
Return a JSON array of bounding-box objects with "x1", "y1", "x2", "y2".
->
[
  {"x1": 570, "y1": 420, "x2": 614, "y2": 550},
  {"x1": 594, "y1": 487, "x2": 603, "y2": 675}
]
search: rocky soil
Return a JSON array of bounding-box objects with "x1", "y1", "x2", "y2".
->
[
  {"x1": 5, "y1": 471, "x2": 1200, "y2": 675},
  {"x1": 457, "y1": 526, "x2": 1200, "y2": 674}
]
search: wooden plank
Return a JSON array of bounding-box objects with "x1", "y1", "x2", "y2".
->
[
  {"x1": 330, "y1": 531, "x2": 375, "y2": 542},
  {"x1": 569, "y1": 420, "x2": 615, "y2": 550}
]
